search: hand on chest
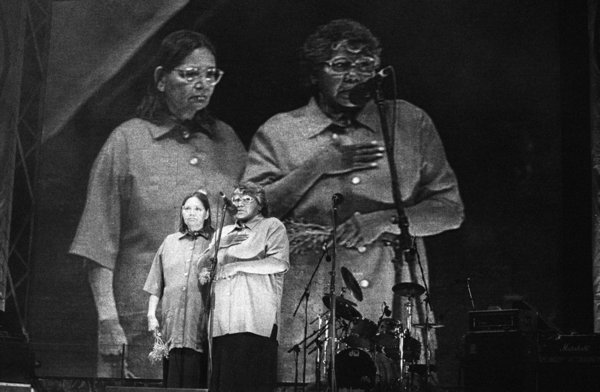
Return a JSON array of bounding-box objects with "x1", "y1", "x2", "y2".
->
[{"x1": 219, "y1": 230, "x2": 264, "y2": 261}]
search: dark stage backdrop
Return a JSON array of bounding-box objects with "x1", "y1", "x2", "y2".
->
[{"x1": 25, "y1": 0, "x2": 591, "y2": 386}]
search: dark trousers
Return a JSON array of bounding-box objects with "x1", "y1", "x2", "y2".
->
[
  {"x1": 163, "y1": 347, "x2": 208, "y2": 388},
  {"x1": 210, "y1": 332, "x2": 278, "y2": 392}
]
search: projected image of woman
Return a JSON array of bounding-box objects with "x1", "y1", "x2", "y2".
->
[{"x1": 69, "y1": 30, "x2": 246, "y2": 378}]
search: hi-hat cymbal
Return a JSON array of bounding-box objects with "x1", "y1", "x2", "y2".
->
[
  {"x1": 341, "y1": 266, "x2": 363, "y2": 302},
  {"x1": 392, "y1": 282, "x2": 426, "y2": 297},
  {"x1": 412, "y1": 323, "x2": 445, "y2": 329},
  {"x1": 322, "y1": 295, "x2": 361, "y2": 321}
]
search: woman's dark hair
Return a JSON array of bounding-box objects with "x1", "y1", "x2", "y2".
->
[
  {"x1": 136, "y1": 30, "x2": 217, "y2": 121},
  {"x1": 178, "y1": 190, "x2": 214, "y2": 234},
  {"x1": 299, "y1": 19, "x2": 381, "y2": 89},
  {"x1": 233, "y1": 182, "x2": 269, "y2": 218}
]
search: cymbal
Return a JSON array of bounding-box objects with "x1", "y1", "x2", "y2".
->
[
  {"x1": 412, "y1": 323, "x2": 445, "y2": 329},
  {"x1": 341, "y1": 266, "x2": 363, "y2": 302},
  {"x1": 322, "y1": 295, "x2": 361, "y2": 321},
  {"x1": 392, "y1": 282, "x2": 425, "y2": 297}
]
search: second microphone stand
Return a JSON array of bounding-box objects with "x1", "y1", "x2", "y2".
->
[{"x1": 205, "y1": 199, "x2": 230, "y2": 389}]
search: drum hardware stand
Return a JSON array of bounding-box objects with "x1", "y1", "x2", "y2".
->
[
  {"x1": 325, "y1": 193, "x2": 343, "y2": 392},
  {"x1": 416, "y1": 256, "x2": 434, "y2": 392},
  {"x1": 407, "y1": 290, "x2": 437, "y2": 392},
  {"x1": 315, "y1": 314, "x2": 325, "y2": 392},
  {"x1": 291, "y1": 311, "x2": 345, "y2": 392},
  {"x1": 291, "y1": 242, "x2": 330, "y2": 390},
  {"x1": 396, "y1": 298, "x2": 414, "y2": 391}
]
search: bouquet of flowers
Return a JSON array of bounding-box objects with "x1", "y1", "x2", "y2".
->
[{"x1": 148, "y1": 328, "x2": 169, "y2": 363}]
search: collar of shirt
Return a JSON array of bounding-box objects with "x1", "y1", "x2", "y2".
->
[
  {"x1": 146, "y1": 111, "x2": 215, "y2": 140},
  {"x1": 178, "y1": 229, "x2": 210, "y2": 240},
  {"x1": 232, "y1": 214, "x2": 264, "y2": 232},
  {"x1": 297, "y1": 97, "x2": 379, "y2": 140}
]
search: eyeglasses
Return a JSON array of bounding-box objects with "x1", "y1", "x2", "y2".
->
[
  {"x1": 231, "y1": 196, "x2": 256, "y2": 205},
  {"x1": 174, "y1": 66, "x2": 224, "y2": 85},
  {"x1": 322, "y1": 57, "x2": 378, "y2": 75}
]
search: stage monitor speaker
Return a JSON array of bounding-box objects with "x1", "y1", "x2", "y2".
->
[
  {"x1": 0, "y1": 382, "x2": 32, "y2": 392},
  {"x1": 106, "y1": 388, "x2": 207, "y2": 392}
]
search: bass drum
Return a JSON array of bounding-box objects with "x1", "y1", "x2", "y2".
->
[{"x1": 335, "y1": 348, "x2": 399, "y2": 391}]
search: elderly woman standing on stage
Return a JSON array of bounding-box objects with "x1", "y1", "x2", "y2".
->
[
  {"x1": 69, "y1": 30, "x2": 246, "y2": 378},
  {"x1": 199, "y1": 182, "x2": 289, "y2": 392},
  {"x1": 144, "y1": 190, "x2": 213, "y2": 388}
]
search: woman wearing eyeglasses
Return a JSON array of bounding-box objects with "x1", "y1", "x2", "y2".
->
[
  {"x1": 144, "y1": 190, "x2": 213, "y2": 388},
  {"x1": 198, "y1": 182, "x2": 289, "y2": 392},
  {"x1": 69, "y1": 30, "x2": 245, "y2": 379},
  {"x1": 242, "y1": 19, "x2": 464, "y2": 385}
]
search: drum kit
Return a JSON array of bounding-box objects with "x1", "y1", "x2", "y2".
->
[{"x1": 298, "y1": 267, "x2": 442, "y2": 392}]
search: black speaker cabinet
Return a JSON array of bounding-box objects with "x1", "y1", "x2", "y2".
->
[
  {"x1": 462, "y1": 331, "x2": 537, "y2": 392},
  {"x1": 0, "y1": 340, "x2": 35, "y2": 384}
]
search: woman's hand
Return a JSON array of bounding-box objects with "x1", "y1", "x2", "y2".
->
[
  {"x1": 337, "y1": 210, "x2": 395, "y2": 249},
  {"x1": 147, "y1": 314, "x2": 160, "y2": 332},
  {"x1": 98, "y1": 318, "x2": 128, "y2": 355},
  {"x1": 215, "y1": 262, "x2": 239, "y2": 280},
  {"x1": 311, "y1": 140, "x2": 384, "y2": 176},
  {"x1": 220, "y1": 232, "x2": 249, "y2": 248}
]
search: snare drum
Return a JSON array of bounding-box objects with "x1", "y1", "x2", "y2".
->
[
  {"x1": 377, "y1": 318, "x2": 402, "y2": 334},
  {"x1": 335, "y1": 348, "x2": 399, "y2": 390}
]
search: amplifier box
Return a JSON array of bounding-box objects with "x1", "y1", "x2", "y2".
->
[
  {"x1": 538, "y1": 334, "x2": 600, "y2": 363},
  {"x1": 469, "y1": 309, "x2": 536, "y2": 332}
]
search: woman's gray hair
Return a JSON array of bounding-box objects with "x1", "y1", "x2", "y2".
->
[{"x1": 299, "y1": 19, "x2": 382, "y2": 89}]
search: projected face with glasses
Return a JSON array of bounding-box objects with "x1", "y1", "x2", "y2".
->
[
  {"x1": 156, "y1": 47, "x2": 221, "y2": 120},
  {"x1": 322, "y1": 56, "x2": 377, "y2": 76},
  {"x1": 174, "y1": 66, "x2": 224, "y2": 85},
  {"x1": 316, "y1": 45, "x2": 380, "y2": 111}
]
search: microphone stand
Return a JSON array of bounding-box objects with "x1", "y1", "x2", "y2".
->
[
  {"x1": 328, "y1": 198, "x2": 340, "y2": 392},
  {"x1": 205, "y1": 200, "x2": 230, "y2": 389},
  {"x1": 371, "y1": 79, "x2": 416, "y2": 264},
  {"x1": 291, "y1": 243, "x2": 329, "y2": 391},
  {"x1": 372, "y1": 75, "x2": 432, "y2": 389}
]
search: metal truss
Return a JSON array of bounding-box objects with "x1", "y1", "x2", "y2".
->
[{"x1": 4, "y1": 0, "x2": 51, "y2": 340}]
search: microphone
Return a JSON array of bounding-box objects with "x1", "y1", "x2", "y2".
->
[
  {"x1": 219, "y1": 192, "x2": 238, "y2": 214},
  {"x1": 332, "y1": 193, "x2": 344, "y2": 206},
  {"x1": 466, "y1": 277, "x2": 476, "y2": 310},
  {"x1": 348, "y1": 65, "x2": 393, "y2": 106}
]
